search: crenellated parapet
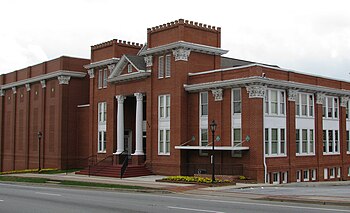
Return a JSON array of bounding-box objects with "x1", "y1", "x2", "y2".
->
[
  {"x1": 91, "y1": 39, "x2": 143, "y2": 51},
  {"x1": 147, "y1": 19, "x2": 221, "y2": 33}
]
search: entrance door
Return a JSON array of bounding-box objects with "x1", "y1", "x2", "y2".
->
[{"x1": 124, "y1": 130, "x2": 132, "y2": 158}]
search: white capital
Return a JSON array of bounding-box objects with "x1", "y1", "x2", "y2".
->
[
  {"x1": 316, "y1": 93, "x2": 325, "y2": 105},
  {"x1": 12, "y1": 87, "x2": 17, "y2": 94},
  {"x1": 58, "y1": 76, "x2": 71, "y2": 85},
  {"x1": 341, "y1": 96, "x2": 349, "y2": 107},
  {"x1": 25, "y1": 83, "x2": 31, "y2": 92},
  {"x1": 40, "y1": 80, "x2": 46, "y2": 88},
  {"x1": 88, "y1": 69, "x2": 95, "y2": 78},
  {"x1": 211, "y1": 89, "x2": 223, "y2": 101},
  {"x1": 246, "y1": 84, "x2": 266, "y2": 98},
  {"x1": 288, "y1": 89, "x2": 298, "y2": 101},
  {"x1": 172, "y1": 48, "x2": 191, "y2": 61}
]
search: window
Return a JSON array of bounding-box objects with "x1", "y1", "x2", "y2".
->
[
  {"x1": 127, "y1": 64, "x2": 132, "y2": 73},
  {"x1": 310, "y1": 130, "x2": 314, "y2": 153},
  {"x1": 337, "y1": 168, "x2": 341, "y2": 178},
  {"x1": 232, "y1": 128, "x2": 242, "y2": 157},
  {"x1": 272, "y1": 172, "x2": 279, "y2": 184},
  {"x1": 98, "y1": 131, "x2": 106, "y2": 152},
  {"x1": 98, "y1": 102, "x2": 107, "y2": 123},
  {"x1": 347, "y1": 131, "x2": 350, "y2": 153},
  {"x1": 330, "y1": 168, "x2": 335, "y2": 178},
  {"x1": 303, "y1": 170, "x2": 309, "y2": 181},
  {"x1": 103, "y1": 68, "x2": 108, "y2": 88},
  {"x1": 295, "y1": 129, "x2": 315, "y2": 155},
  {"x1": 282, "y1": 172, "x2": 288, "y2": 183},
  {"x1": 324, "y1": 168, "x2": 328, "y2": 179},
  {"x1": 311, "y1": 169, "x2": 316, "y2": 181},
  {"x1": 346, "y1": 100, "x2": 349, "y2": 119},
  {"x1": 323, "y1": 130, "x2": 340, "y2": 154},
  {"x1": 232, "y1": 89, "x2": 241, "y2": 114},
  {"x1": 98, "y1": 69, "x2": 103, "y2": 89},
  {"x1": 165, "y1": 54, "x2": 171, "y2": 77},
  {"x1": 200, "y1": 92, "x2": 208, "y2": 116},
  {"x1": 302, "y1": 129, "x2": 307, "y2": 154},
  {"x1": 158, "y1": 56, "x2": 164, "y2": 78},
  {"x1": 323, "y1": 96, "x2": 339, "y2": 119},
  {"x1": 159, "y1": 95, "x2": 170, "y2": 119},
  {"x1": 348, "y1": 167, "x2": 350, "y2": 177},
  {"x1": 296, "y1": 170, "x2": 301, "y2": 182},
  {"x1": 265, "y1": 89, "x2": 285, "y2": 116},
  {"x1": 265, "y1": 128, "x2": 286, "y2": 156},
  {"x1": 158, "y1": 129, "x2": 170, "y2": 155},
  {"x1": 296, "y1": 93, "x2": 314, "y2": 117},
  {"x1": 200, "y1": 129, "x2": 208, "y2": 146},
  {"x1": 296, "y1": 129, "x2": 300, "y2": 154}
]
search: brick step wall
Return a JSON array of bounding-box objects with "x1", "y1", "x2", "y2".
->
[{"x1": 76, "y1": 164, "x2": 153, "y2": 178}]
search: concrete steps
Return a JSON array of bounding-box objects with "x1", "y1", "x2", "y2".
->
[{"x1": 76, "y1": 164, "x2": 153, "y2": 178}]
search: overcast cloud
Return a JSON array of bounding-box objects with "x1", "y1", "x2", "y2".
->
[{"x1": 0, "y1": 0, "x2": 349, "y2": 80}]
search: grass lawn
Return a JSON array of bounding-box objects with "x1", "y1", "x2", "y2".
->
[
  {"x1": 0, "y1": 176, "x2": 151, "y2": 190},
  {"x1": 39, "y1": 168, "x2": 82, "y2": 174}
]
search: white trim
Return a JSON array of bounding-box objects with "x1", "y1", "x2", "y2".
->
[
  {"x1": 84, "y1": 58, "x2": 119, "y2": 69},
  {"x1": 139, "y1": 41, "x2": 228, "y2": 56},
  {"x1": 175, "y1": 146, "x2": 249, "y2": 151},
  {"x1": 77, "y1": 104, "x2": 90, "y2": 108},
  {"x1": 184, "y1": 76, "x2": 350, "y2": 96},
  {"x1": 108, "y1": 71, "x2": 151, "y2": 83},
  {"x1": 0, "y1": 70, "x2": 86, "y2": 90}
]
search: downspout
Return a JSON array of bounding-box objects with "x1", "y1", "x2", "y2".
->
[{"x1": 263, "y1": 91, "x2": 267, "y2": 183}]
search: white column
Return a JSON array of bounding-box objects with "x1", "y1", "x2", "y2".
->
[
  {"x1": 133, "y1": 93, "x2": 144, "y2": 155},
  {"x1": 116, "y1": 95, "x2": 125, "y2": 154}
]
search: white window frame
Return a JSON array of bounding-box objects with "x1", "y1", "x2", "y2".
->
[
  {"x1": 265, "y1": 89, "x2": 286, "y2": 116},
  {"x1": 158, "y1": 128, "x2": 170, "y2": 155},
  {"x1": 264, "y1": 128, "x2": 286, "y2": 157},
  {"x1": 232, "y1": 128, "x2": 242, "y2": 157},
  {"x1": 200, "y1": 128, "x2": 208, "y2": 146},
  {"x1": 127, "y1": 64, "x2": 132, "y2": 73},
  {"x1": 324, "y1": 168, "x2": 328, "y2": 179},
  {"x1": 330, "y1": 168, "x2": 335, "y2": 178},
  {"x1": 158, "y1": 56, "x2": 164, "y2": 79},
  {"x1": 296, "y1": 129, "x2": 315, "y2": 155},
  {"x1": 347, "y1": 130, "x2": 350, "y2": 154},
  {"x1": 232, "y1": 88, "x2": 241, "y2": 114},
  {"x1": 337, "y1": 167, "x2": 341, "y2": 178},
  {"x1": 165, "y1": 54, "x2": 171, "y2": 77},
  {"x1": 98, "y1": 102, "x2": 107, "y2": 123},
  {"x1": 98, "y1": 69, "x2": 103, "y2": 89},
  {"x1": 323, "y1": 96, "x2": 339, "y2": 119},
  {"x1": 296, "y1": 93, "x2": 314, "y2": 117},
  {"x1": 103, "y1": 68, "x2": 108, "y2": 88},
  {"x1": 311, "y1": 169, "x2": 316, "y2": 181},
  {"x1": 296, "y1": 170, "x2": 301, "y2": 182},
  {"x1": 323, "y1": 129, "x2": 340, "y2": 155},
  {"x1": 348, "y1": 167, "x2": 350, "y2": 177},
  {"x1": 200, "y1": 92, "x2": 208, "y2": 117},
  {"x1": 272, "y1": 172, "x2": 279, "y2": 184},
  {"x1": 282, "y1": 172, "x2": 288, "y2": 183},
  {"x1": 98, "y1": 130, "x2": 106, "y2": 153},
  {"x1": 303, "y1": 170, "x2": 309, "y2": 182},
  {"x1": 159, "y1": 95, "x2": 170, "y2": 119}
]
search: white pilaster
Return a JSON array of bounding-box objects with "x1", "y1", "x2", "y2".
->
[
  {"x1": 116, "y1": 95, "x2": 125, "y2": 154},
  {"x1": 133, "y1": 93, "x2": 144, "y2": 155}
]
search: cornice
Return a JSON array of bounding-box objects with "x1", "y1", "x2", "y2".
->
[
  {"x1": 83, "y1": 58, "x2": 120, "y2": 69},
  {"x1": 0, "y1": 70, "x2": 86, "y2": 90},
  {"x1": 139, "y1": 41, "x2": 228, "y2": 56},
  {"x1": 184, "y1": 76, "x2": 350, "y2": 96},
  {"x1": 108, "y1": 71, "x2": 151, "y2": 84}
]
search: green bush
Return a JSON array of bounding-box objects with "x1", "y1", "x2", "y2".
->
[
  {"x1": 239, "y1": 175, "x2": 247, "y2": 180},
  {"x1": 162, "y1": 176, "x2": 231, "y2": 184}
]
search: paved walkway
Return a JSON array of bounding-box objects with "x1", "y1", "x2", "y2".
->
[{"x1": 4, "y1": 173, "x2": 350, "y2": 206}]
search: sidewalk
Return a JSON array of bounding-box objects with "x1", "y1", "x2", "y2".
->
[{"x1": 4, "y1": 173, "x2": 350, "y2": 206}]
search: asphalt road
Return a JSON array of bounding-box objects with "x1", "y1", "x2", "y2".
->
[{"x1": 0, "y1": 183, "x2": 350, "y2": 213}]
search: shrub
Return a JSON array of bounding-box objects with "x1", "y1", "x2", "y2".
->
[
  {"x1": 162, "y1": 176, "x2": 231, "y2": 184},
  {"x1": 0, "y1": 168, "x2": 58, "y2": 175},
  {"x1": 239, "y1": 175, "x2": 247, "y2": 180}
]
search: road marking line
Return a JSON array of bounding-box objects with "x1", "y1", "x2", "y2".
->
[
  {"x1": 165, "y1": 196, "x2": 350, "y2": 212},
  {"x1": 168, "y1": 206, "x2": 224, "y2": 213},
  {"x1": 0, "y1": 200, "x2": 3, "y2": 202},
  {"x1": 35, "y1": 192, "x2": 61, "y2": 197}
]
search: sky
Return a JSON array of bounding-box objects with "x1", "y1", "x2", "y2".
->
[{"x1": 0, "y1": 0, "x2": 350, "y2": 80}]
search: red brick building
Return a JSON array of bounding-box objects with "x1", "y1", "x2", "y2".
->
[{"x1": 1, "y1": 19, "x2": 350, "y2": 183}]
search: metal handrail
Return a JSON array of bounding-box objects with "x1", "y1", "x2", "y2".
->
[
  {"x1": 120, "y1": 154, "x2": 129, "y2": 179},
  {"x1": 88, "y1": 154, "x2": 113, "y2": 177}
]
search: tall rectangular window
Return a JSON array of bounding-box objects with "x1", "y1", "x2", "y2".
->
[
  {"x1": 165, "y1": 54, "x2": 171, "y2": 77},
  {"x1": 280, "y1": 129, "x2": 285, "y2": 154},
  {"x1": 159, "y1": 95, "x2": 170, "y2": 119},
  {"x1": 158, "y1": 129, "x2": 170, "y2": 155},
  {"x1": 158, "y1": 56, "x2": 164, "y2": 78},
  {"x1": 323, "y1": 130, "x2": 340, "y2": 154},
  {"x1": 159, "y1": 129, "x2": 164, "y2": 153},
  {"x1": 323, "y1": 96, "x2": 338, "y2": 119},
  {"x1": 271, "y1": 128, "x2": 278, "y2": 154},
  {"x1": 200, "y1": 92, "x2": 208, "y2": 116},
  {"x1": 296, "y1": 94, "x2": 300, "y2": 116},
  {"x1": 103, "y1": 68, "x2": 108, "y2": 88},
  {"x1": 271, "y1": 91, "x2": 278, "y2": 114},
  {"x1": 265, "y1": 128, "x2": 269, "y2": 155},
  {"x1": 98, "y1": 69, "x2": 103, "y2": 89},
  {"x1": 159, "y1": 96, "x2": 164, "y2": 118},
  {"x1": 200, "y1": 129, "x2": 208, "y2": 146},
  {"x1": 310, "y1": 130, "x2": 314, "y2": 153},
  {"x1": 309, "y1": 95, "x2": 314, "y2": 116},
  {"x1": 98, "y1": 131, "x2": 106, "y2": 153},
  {"x1": 127, "y1": 64, "x2": 132, "y2": 73},
  {"x1": 296, "y1": 129, "x2": 300, "y2": 154},
  {"x1": 347, "y1": 131, "x2": 350, "y2": 152},
  {"x1": 232, "y1": 89, "x2": 241, "y2": 114},
  {"x1": 301, "y1": 94, "x2": 307, "y2": 116},
  {"x1": 165, "y1": 130, "x2": 170, "y2": 154},
  {"x1": 233, "y1": 128, "x2": 242, "y2": 157},
  {"x1": 98, "y1": 102, "x2": 107, "y2": 123},
  {"x1": 323, "y1": 130, "x2": 327, "y2": 153},
  {"x1": 265, "y1": 91, "x2": 269, "y2": 114},
  {"x1": 302, "y1": 129, "x2": 308, "y2": 153},
  {"x1": 296, "y1": 93, "x2": 314, "y2": 117},
  {"x1": 166, "y1": 95, "x2": 170, "y2": 118},
  {"x1": 280, "y1": 91, "x2": 285, "y2": 115}
]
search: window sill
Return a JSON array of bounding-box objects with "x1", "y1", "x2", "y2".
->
[
  {"x1": 323, "y1": 118, "x2": 339, "y2": 121},
  {"x1": 265, "y1": 155, "x2": 287, "y2": 158},
  {"x1": 296, "y1": 153, "x2": 315, "y2": 157},
  {"x1": 265, "y1": 114, "x2": 286, "y2": 118},
  {"x1": 323, "y1": 153, "x2": 340, "y2": 156},
  {"x1": 347, "y1": 151, "x2": 350, "y2": 155},
  {"x1": 158, "y1": 153, "x2": 170, "y2": 156},
  {"x1": 296, "y1": 116, "x2": 314, "y2": 119},
  {"x1": 97, "y1": 151, "x2": 106, "y2": 154}
]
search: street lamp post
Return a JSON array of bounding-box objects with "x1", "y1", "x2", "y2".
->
[
  {"x1": 38, "y1": 131, "x2": 42, "y2": 172},
  {"x1": 210, "y1": 120, "x2": 217, "y2": 183}
]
